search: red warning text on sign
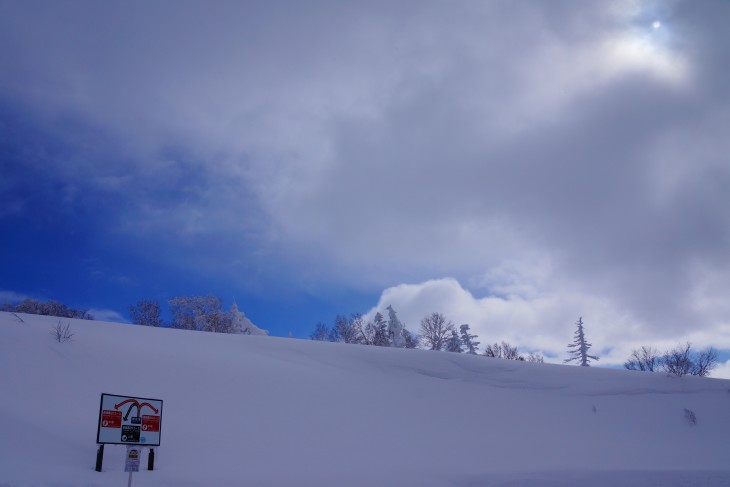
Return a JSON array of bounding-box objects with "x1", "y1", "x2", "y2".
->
[
  {"x1": 142, "y1": 414, "x2": 160, "y2": 432},
  {"x1": 101, "y1": 410, "x2": 122, "y2": 428}
]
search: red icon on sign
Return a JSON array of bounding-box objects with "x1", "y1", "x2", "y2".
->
[
  {"x1": 142, "y1": 414, "x2": 160, "y2": 432},
  {"x1": 101, "y1": 410, "x2": 122, "y2": 428}
]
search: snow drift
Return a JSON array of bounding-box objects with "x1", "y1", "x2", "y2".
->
[{"x1": 1, "y1": 311, "x2": 729, "y2": 486}]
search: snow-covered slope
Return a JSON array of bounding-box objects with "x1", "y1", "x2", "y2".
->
[{"x1": 1, "y1": 311, "x2": 729, "y2": 486}]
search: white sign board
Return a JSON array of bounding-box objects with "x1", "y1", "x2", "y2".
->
[
  {"x1": 97, "y1": 393, "x2": 163, "y2": 446},
  {"x1": 125, "y1": 446, "x2": 141, "y2": 472}
]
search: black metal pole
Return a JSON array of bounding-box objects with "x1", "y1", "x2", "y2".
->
[
  {"x1": 147, "y1": 448, "x2": 155, "y2": 471},
  {"x1": 95, "y1": 444, "x2": 104, "y2": 472}
]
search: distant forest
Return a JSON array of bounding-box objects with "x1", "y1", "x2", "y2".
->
[
  {"x1": 2, "y1": 298, "x2": 93, "y2": 320},
  {"x1": 2, "y1": 297, "x2": 718, "y2": 377}
]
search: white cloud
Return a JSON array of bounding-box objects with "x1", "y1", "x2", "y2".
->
[
  {"x1": 88, "y1": 309, "x2": 128, "y2": 324},
  {"x1": 1, "y1": 1, "x2": 728, "y2": 342},
  {"x1": 712, "y1": 360, "x2": 730, "y2": 380},
  {"x1": 0, "y1": 290, "x2": 29, "y2": 304},
  {"x1": 365, "y1": 277, "x2": 729, "y2": 366}
]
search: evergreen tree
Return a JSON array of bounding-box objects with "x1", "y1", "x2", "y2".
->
[
  {"x1": 459, "y1": 324, "x2": 480, "y2": 354},
  {"x1": 564, "y1": 317, "x2": 598, "y2": 366},
  {"x1": 372, "y1": 312, "x2": 390, "y2": 346},
  {"x1": 230, "y1": 300, "x2": 268, "y2": 335},
  {"x1": 328, "y1": 314, "x2": 363, "y2": 344},
  {"x1": 402, "y1": 328, "x2": 420, "y2": 349},
  {"x1": 445, "y1": 330, "x2": 463, "y2": 353}
]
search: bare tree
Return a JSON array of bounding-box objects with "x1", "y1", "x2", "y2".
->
[
  {"x1": 52, "y1": 319, "x2": 74, "y2": 343},
  {"x1": 129, "y1": 300, "x2": 164, "y2": 327},
  {"x1": 6, "y1": 298, "x2": 92, "y2": 320},
  {"x1": 484, "y1": 341, "x2": 522, "y2": 360},
  {"x1": 525, "y1": 352, "x2": 544, "y2": 363},
  {"x1": 692, "y1": 347, "x2": 718, "y2": 377},
  {"x1": 310, "y1": 322, "x2": 330, "y2": 341},
  {"x1": 624, "y1": 346, "x2": 661, "y2": 371},
  {"x1": 662, "y1": 343, "x2": 718, "y2": 377},
  {"x1": 661, "y1": 342, "x2": 693, "y2": 377},
  {"x1": 564, "y1": 317, "x2": 599, "y2": 366},
  {"x1": 419, "y1": 312, "x2": 455, "y2": 351}
]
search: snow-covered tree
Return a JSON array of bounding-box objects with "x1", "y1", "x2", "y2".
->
[
  {"x1": 445, "y1": 330, "x2": 463, "y2": 353},
  {"x1": 362, "y1": 312, "x2": 390, "y2": 346},
  {"x1": 564, "y1": 317, "x2": 598, "y2": 366},
  {"x1": 419, "y1": 312, "x2": 455, "y2": 351},
  {"x1": 459, "y1": 324, "x2": 480, "y2": 354},
  {"x1": 387, "y1": 305, "x2": 405, "y2": 348},
  {"x1": 169, "y1": 295, "x2": 234, "y2": 333},
  {"x1": 329, "y1": 314, "x2": 363, "y2": 344},
  {"x1": 402, "y1": 329, "x2": 420, "y2": 349},
  {"x1": 230, "y1": 300, "x2": 269, "y2": 336},
  {"x1": 372, "y1": 312, "x2": 390, "y2": 346}
]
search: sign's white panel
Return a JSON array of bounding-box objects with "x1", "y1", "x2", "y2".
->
[{"x1": 96, "y1": 393, "x2": 163, "y2": 446}]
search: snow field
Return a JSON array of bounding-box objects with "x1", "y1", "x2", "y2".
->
[{"x1": 1, "y1": 312, "x2": 729, "y2": 486}]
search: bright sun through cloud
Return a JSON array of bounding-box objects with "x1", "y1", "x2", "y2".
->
[{"x1": 597, "y1": 14, "x2": 689, "y2": 86}]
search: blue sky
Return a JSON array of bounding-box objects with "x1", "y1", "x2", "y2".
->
[{"x1": 1, "y1": 1, "x2": 729, "y2": 374}]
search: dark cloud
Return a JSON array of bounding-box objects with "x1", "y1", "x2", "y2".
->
[{"x1": 1, "y1": 1, "x2": 728, "y2": 345}]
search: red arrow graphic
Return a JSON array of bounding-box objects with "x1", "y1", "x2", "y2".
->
[
  {"x1": 115, "y1": 399, "x2": 140, "y2": 410},
  {"x1": 139, "y1": 402, "x2": 159, "y2": 414}
]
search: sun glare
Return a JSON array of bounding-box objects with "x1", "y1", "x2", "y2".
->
[
  {"x1": 602, "y1": 33, "x2": 687, "y2": 85},
  {"x1": 594, "y1": 5, "x2": 690, "y2": 87}
]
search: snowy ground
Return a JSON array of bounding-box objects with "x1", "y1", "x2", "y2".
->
[{"x1": 1, "y1": 311, "x2": 729, "y2": 486}]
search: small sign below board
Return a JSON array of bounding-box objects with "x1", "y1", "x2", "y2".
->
[
  {"x1": 125, "y1": 446, "x2": 141, "y2": 473},
  {"x1": 97, "y1": 393, "x2": 163, "y2": 446}
]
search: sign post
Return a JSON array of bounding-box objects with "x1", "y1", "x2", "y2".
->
[
  {"x1": 125, "y1": 446, "x2": 140, "y2": 486},
  {"x1": 95, "y1": 393, "x2": 163, "y2": 473}
]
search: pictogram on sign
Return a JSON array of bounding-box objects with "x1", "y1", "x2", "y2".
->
[
  {"x1": 141, "y1": 415, "x2": 160, "y2": 432},
  {"x1": 101, "y1": 410, "x2": 122, "y2": 428}
]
